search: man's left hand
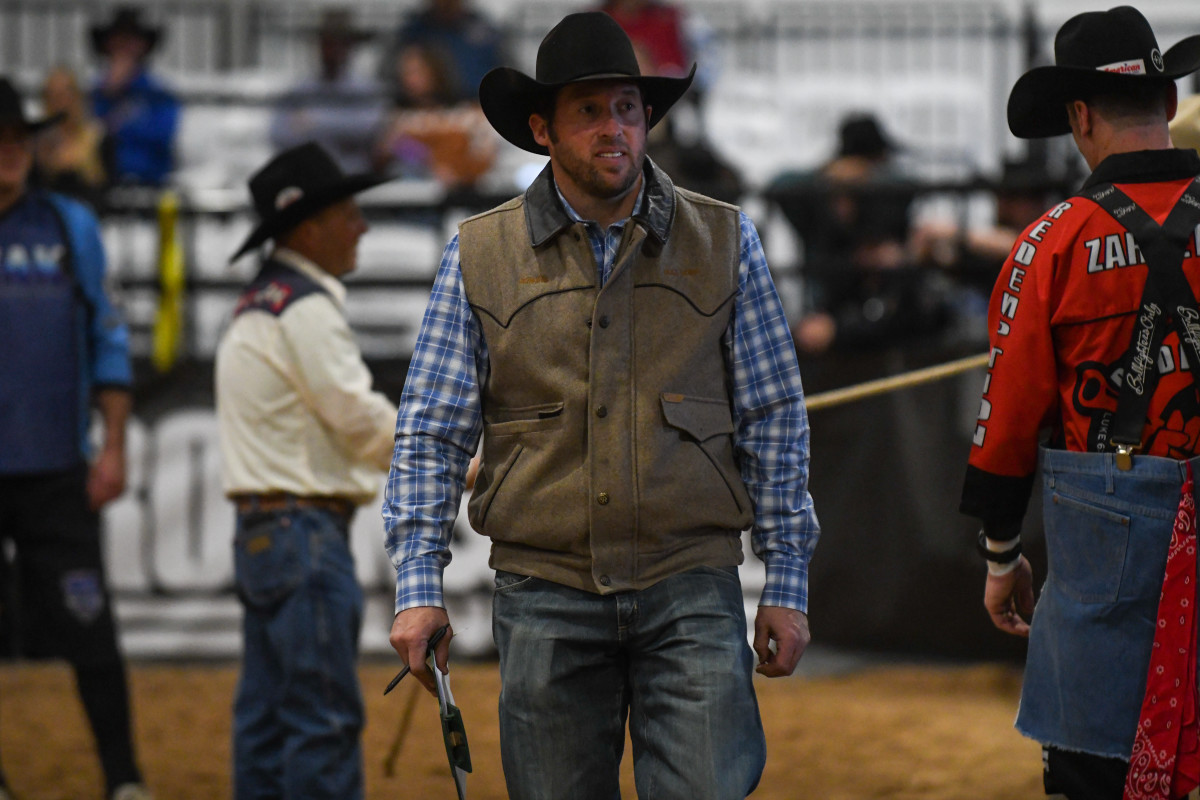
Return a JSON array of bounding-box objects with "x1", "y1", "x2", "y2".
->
[
  {"x1": 87, "y1": 446, "x2": 126, "y2": 510},
  {"x1": 753, "y1": 606, "x2": 811, "y2": 677}
]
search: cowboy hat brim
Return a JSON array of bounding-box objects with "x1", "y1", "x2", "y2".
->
[
  {"x1": 229, "y1": 172, "x2": 390, "y2": 262},
  {"x1": 1008, "y1": 33, "x2": 1200, "y2": 139},
  {"x1": 479, "y1": 64, "x2": 696, "y2": 155}
]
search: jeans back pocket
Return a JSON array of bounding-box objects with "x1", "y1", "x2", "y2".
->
[
  {"x1": 233, "y1": 517, "x2": 307, "y2": 610},
  {"x1": 1045, "y1": 490, "x2": 1132, "y2": 604}
]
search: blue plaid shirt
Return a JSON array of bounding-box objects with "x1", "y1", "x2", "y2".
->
[{"x1": 384, "y1": 185, "x2": 819, "y2": 614}]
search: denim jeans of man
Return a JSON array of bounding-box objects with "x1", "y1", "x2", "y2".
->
[
  {"x1": 232, "y1": 505, "x2": 364, "y2": 800},
  {"x1": 1018, "y1": 447, "x2": 1200, "y2": 762},
  {"x1": 492, "y1": 565, "x2": 766, "y2": 800}
]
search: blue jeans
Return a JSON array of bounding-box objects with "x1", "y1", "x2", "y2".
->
[
  {"x1": 1018, "y1": 447, "x2": 1198, "y2": 759},
  {"x1": 492, "y1": 565, "x2": 766, "y2": 800},
  {"x1": 232, "y1": 506, "x2": 364, "y2": 800}
]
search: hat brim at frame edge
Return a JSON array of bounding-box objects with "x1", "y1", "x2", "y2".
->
[
  {"x1": 479, "y1": 65, "x2": 696, "y2": 156},
  {"x1": 1008, "y1": 34, "x2": 1200, "y2": 139},
  {"x1": 228, "y1": 172, "x2": 390, "y2": 263}
]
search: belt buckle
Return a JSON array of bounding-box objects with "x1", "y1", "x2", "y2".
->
[{"x1": 1115, "y1": 442, "x2": 1139, "y2": 472}]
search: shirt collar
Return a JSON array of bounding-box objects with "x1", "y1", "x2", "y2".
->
[
  {"x1": 271, "y1": 248, "x2": 347, "y2": 306},
  {"x1": 1082, "y1": 148, "x2": 1200, "y2": 189},
  {"x1": 553, "y1": 179, "x2": 646, "y2": 229}
]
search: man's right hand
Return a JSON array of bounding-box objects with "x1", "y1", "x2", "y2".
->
[
  {"x1": 983, "y1": 555, "x2": 1034, "y2": 637},
  {"x1": 389, "y1": 606, "x2": 452, "y2": 697}
]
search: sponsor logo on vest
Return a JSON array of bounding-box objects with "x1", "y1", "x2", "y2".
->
[
  {"x1": 1126, "y1": 303, "x2": 1162, "y2": 396},
  {"x1": 1181, "y1": 193, "x2": 1200, "y2": 211},
  {"x1": 1111, "y1": 203, "x2": 1137, "y2": 219},
  {"x1": 518, "y1": 275, "x2": 549, "y2": 284},
  {"x1": 663, "y1": 268, "x2": 700, "y2": 277},
  {"x1": 1097, "y1": 58, "x2": 1147, "y2": 75}
]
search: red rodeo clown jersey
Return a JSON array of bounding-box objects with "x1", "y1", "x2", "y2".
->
[{"x1": 961, "y1": 150, "x2": 1200, "y2": 523}]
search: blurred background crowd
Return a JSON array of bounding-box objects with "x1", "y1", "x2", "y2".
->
[
  {"x1": 5, "y1": 0, "x2": 1198, "y2": 372},
  {"x1": 3, "y1": 0, "x2": 1200, "y2": 661}
]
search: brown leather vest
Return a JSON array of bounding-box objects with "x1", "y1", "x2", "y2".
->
[{"x1": 458, "y1": 161, "x2": 753, "y2": 594}]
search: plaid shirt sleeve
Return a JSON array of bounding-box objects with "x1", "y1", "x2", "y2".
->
[
  {"x1": 383, "y1": 234, "x2": 486, "y2": 613},
  {"x1": 730, "y1": 212, "x2": 820, "y2": 614}
]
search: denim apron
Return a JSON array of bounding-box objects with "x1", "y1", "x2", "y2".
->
[{"x1": 1016, "y1": 446, "x2": 1200, "y2": 758}]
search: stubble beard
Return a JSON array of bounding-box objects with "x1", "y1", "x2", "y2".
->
[{"x1": 551, "y1": 129, "x2": 645, "y2": 202}]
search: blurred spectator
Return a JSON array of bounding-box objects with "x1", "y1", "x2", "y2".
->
[
  {"x1": 33, "y1": 66, "x2": 111, "y2": 208},
  {"x1": 374, "y1": 43, "x2": 497, "y2": 188},
  {"x1": 270, "y1": 8, "x2": 387, "y2": 174},
  {"x1": 911, "y1": 155, "x2": 1061, "y2": 294},
  {"x1": 599, "y1": 0, "x2": 693, "y2": 80},
  {"x1": 380, "y1": 0, "x2": 508, "y2": 103},
  {"x1": 1170, "y1": 93, "x2": 1200, "y2": 156},
  {"x1": 772, "y1": 113, "x2": 951, "y2": 355},
  {"x1": 89, "y1": 6, "x2": 180, "y2": 187}
]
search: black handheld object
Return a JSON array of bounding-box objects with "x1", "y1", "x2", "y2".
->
[{"x1": 383, "y1": 623, "x2": 450, "y2": 695}]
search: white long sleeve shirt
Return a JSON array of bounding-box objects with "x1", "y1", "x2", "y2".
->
[{"x1": 216, "y1": 248, "x2": 397, "y2": 504}]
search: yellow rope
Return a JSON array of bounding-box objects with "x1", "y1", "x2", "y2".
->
[{"x1": 805, "y1": 352, "x2": 990, "y2": 412}]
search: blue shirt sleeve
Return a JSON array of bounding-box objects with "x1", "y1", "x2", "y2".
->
[
  {"x1": 729, "y1": 212, "x2": 820, "y2": 613},
  {"x1": 384, "y1": 234, "x2": 486, "y2": 612},
  {"x1": 51, "y1": 195, "x2": 132, "y2": 389}
]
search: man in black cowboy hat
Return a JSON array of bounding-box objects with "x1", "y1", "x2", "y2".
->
[
  {"x1": 385, "y1": 11, "x2": 818, "y2": 799},
  {"x1": 0, "y1": 77, "x2": 152, "y2": 800},
  {"x1": 270, "y1": 8, "x2": 386, "y2": 174},
  {"x1": 960, "y1": 6, "x2": 1200, "y2": 798},
  {"x1": 89, "y1": 6, "x2": 179, "y2": 186},
  {"x1": 215, "y1": 142, "x2": 398, "y2": 799}
]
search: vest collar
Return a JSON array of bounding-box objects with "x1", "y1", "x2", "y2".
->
[{"x1": 523, "y1": 157, "x2": 677, "y2": 248}]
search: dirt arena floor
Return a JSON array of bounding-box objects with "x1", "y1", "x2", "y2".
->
[{"x1": 0, "y1": 655, "x2": 1049, "y2": 800}]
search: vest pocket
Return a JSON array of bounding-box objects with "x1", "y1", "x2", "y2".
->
[
  {"x1": 1045, "y1": 489, "x2": 1132, "y2": 604},
  {"x1": 660, "y1": 393, "x2": 749, "y2": 514},
  {"x1": 474, "y1": 442, "x2": 524, "y2": 529},
  {"x1": 484, "y1": 401, "x2": 565, "y2": 437}
]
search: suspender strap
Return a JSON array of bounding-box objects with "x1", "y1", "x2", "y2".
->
[{"x1": 1080, "y1": 178, "x2": 1200, "y2": 464}]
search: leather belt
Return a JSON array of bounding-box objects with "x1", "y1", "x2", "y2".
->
[{"x1": 231, "y1": 493, "x2": 356, "y2": 518}]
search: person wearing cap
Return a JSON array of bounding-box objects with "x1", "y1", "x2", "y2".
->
[
  {"x1": 89, "y1": 6, "x2": 180, "y2": 186},
  {"x1": 270, "y1": 8, "x2": 387, "y2": 175},
  {"x1": 0, "y1": 78, "x2": 150, "y2": 800},
  {"x1": 215, "y1": 142, "x2": 398, "y2": 799},
  {"x1": 960, "y1": 6, "x2": 1200, "y2": 798},
  {"x1": 385, "y1": 11, "x2": 818, "y2": 799}
]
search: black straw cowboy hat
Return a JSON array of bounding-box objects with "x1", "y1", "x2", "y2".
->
[
  {"x1": 478, "y1": 11, "x2": 695, "y2": 155},
  {"x1": 0, "y1": 77, "x2": 62, "y2": 133},
  {"x1": 91, "y1": 7, "x2": 164, "y2": 56},
  {"x1": 1007, "y1": 5, "x2": 1200, "y2": 139},
  {"x1": 229, "y1": 142, "x2": 391, "y2": 263}
]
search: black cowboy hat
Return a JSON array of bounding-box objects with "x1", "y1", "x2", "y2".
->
[
  {"x1": 1008, "y1": 6, "x2": 1200, "y2": 139},
  {"x1": 90, "y1": 7, "x2": 164, "y2": 56},
  {"x1": 478, "y1": 11, "x2": 695, "y2": 156},
  {"x1": 0, "y1": 77, "x2": 62, "y2": 133},
  {"x1": 837, "y1": 114, "x2": 896, "y2": 159},
  {"x1": 229, "y1": 142, "x2": 391, "y2": 263}
]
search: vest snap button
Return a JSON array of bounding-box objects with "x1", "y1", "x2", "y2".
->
[
  {"x1": 599, "y1": 574, "x2": 611, "y2": 586},
  {"x1": 597, "y1": 492, "x2": 610, "y2": 505},
  {"x1": 599, "y1": 316, "x2": 610, "y2": 328},
  {"x1": 586, "y1": 318, "x2": 592, "y2": 328},
  {"x1": 596, "y1": 405, "x2": 608, "y2": 418}
]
